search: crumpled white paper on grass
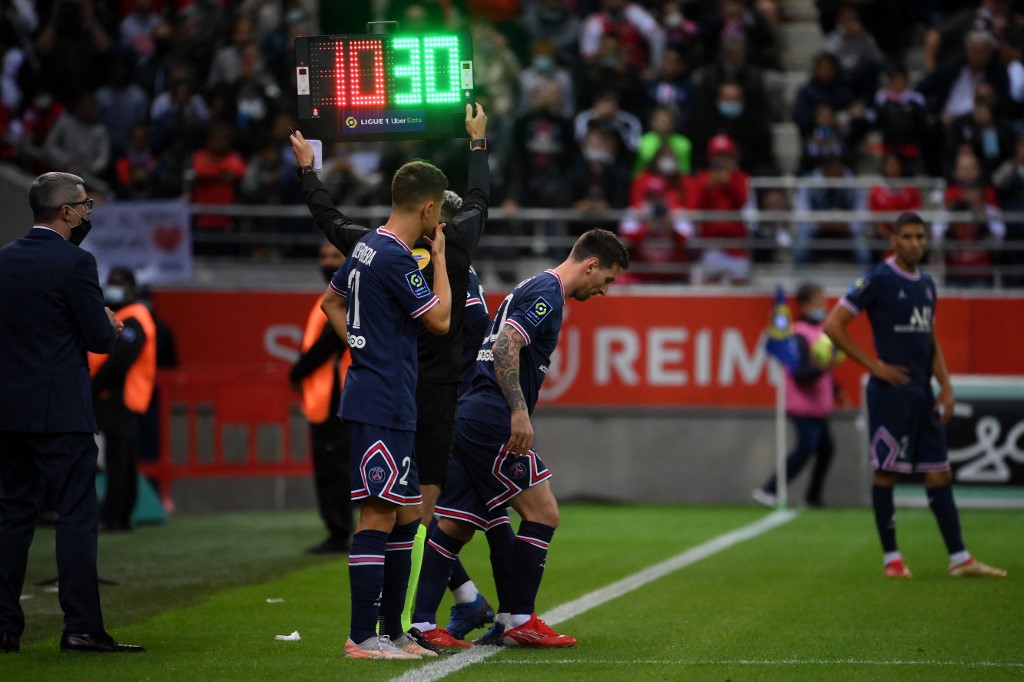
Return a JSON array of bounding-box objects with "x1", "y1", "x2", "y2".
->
[{"x1": 275, "y1": 631, "x2": 301, "y2": 641}]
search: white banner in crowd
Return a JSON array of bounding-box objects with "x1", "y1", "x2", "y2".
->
[{"x1": 86, "y1": 200, "x2": 193, "y2": 284}]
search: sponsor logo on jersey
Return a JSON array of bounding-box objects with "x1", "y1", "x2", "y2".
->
[
  {"x1": 411, "y1": 247, "x2": 431, "y2": 271},
  {"x1": 894, "y1": 305, "x2": 932, "y2": 332},
  {"x1": 405, "y1": 270, "x2": 432, "y2": 298},
  {"x1": 525, "y1": 297, "x2": 551, "y2": 326}
]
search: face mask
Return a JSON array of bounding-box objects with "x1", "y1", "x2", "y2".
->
[
  {"x1": 665, "y1": 12, "x2": 683, "y2": 28},
  {"x1": 584, "y1": 147, "x2": 613, "y2": 165},
  {"x1": 103, "y1": 285, "x2": 128, "y2": 306},
  {"x1": 656, "y1": 156, "x2": 678, "y2": 175},
  {"x1": 538, "y1": 8, "x2": 563, "y2": 23},
  {"x1": 321, "y1": 266, "x2": 337, "y2": 284},
  {"x1": 34, "y1": 95, "x2": 54, "y2": 109},
  {"x1": 807, "y1": 308, "x2": 826, "y2": 323},
  {"x1": 67, "y1": 208, "x2": 92, "y2": 246},
  {"x1": 718, "y1": 101, "x2": 743, "y2": 118},
  {"x1": 532, "y1": 56, "x2": 555, "y2": 74}
]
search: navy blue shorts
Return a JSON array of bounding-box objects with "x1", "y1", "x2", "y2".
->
[
  {"x1": 867, "y1": 381, "x2": 949, "y2": 474},
  {"x1": 434, "y1": 454, "x2": 512, "y2": 531},
  {"x1": 349, "y1": 422, "x2": 421, "y2": 506},
  {"x1": 436, "y1": 418, "x2": 551, "y2": 519}
]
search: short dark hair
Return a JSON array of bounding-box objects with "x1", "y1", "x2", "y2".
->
[
  {"x1": 391, "y1": 160, "x2": 448, "y2": 208},
  {"x1": 569, "y1": 228, "x2": 630, "y2": 270},
  {"x1": 29, "y1": 172, "x2": 86, "y2": 222},
  {"x1": 893, "y1": 211, "x2": 925, "y2": 234},
  {"x1": 796, "y1": 281, "x2": 823, "y2": 305}
]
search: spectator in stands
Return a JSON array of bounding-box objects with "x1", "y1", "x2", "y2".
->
[
  {"x1": 660, "y1": 1, "x2": 701, "y2": 64},
  {"x1": 205, "y1": 14, "x2": 254, "y2": 93},
  {"x1": 507, "y1": 80, "x2": 575, "y2": 209},
  {"x1": 619, "y1": 146, "x2": 692, "y2": 283},
  {"x1": 798, "y1": 103, "x2": 865, "y2": 174},
  {"x1": 917, "y1": 29, "x2": 1011, "y2": 175},
  {"x1": 190, "y1": 122, "x2": 247, "y2": 250},
  {"x1": 518, "y1": 39, "x2": 575, "y2": 118},
  {"x1": 521, "y1": 0, "x2": 580, "y2": 69},
  {"x1": 944, "y1": 148, "x2": 1000, "y2": 207},
  {"x1": 151, "y1": 135, "x2": 191, "y2": 199},
  {"x1": 869, "y1": 153, "x2": 922, "y2": 261},
  {"x1": 618, "y1": 202, "x2": 692, "y2": 284},
  {"x1": 34, "y1": 0, "x2": 113, "y2": 97},
  {"x1": 577, "y1": 27, "x2": 643, "y2": 111},
  {"x1": 792, "y1": 52, "x2": 857, "y2": 140},
  {"x1": 689, "y1": 80, "x2": 778, "y2": 175},
  {"x1": 579, "y1": 0, "x2": 665, "y2": 77},
  {"x1": 149, "y1": 67, "x2": 208, "y2": 153},
  {"x1": 945, "y1": 85, "x2": 1015, "y2": 181},
  {"x1": 44, "y1": 92, "x2": 111, "y2": 179},
  {"x1": 223, "y1": 41, "x2": 282, "y2": 156},
  {"x1": 823, "y1": 4, "x2": 883, "y2": 102},
  {"x1": 113, "y1": 123, "x2": 158, "y2": 200},
  {"x1": 992, "y1": 130, "x2": 1024, "y2": 284},
  {"x1": 468, "y1": 20, "x2": 521, "y2": 128},
  {"x1": 568, "y1": 125, "x2": 631, "y2": 222},
  {"x1": 697, "y1": 0, "x2": 780, "y2": 71},
  {"x1": 685, "y1": 133, "x2": 751, "y2": 284},
  {"x1": 119, "y1": 0, "x2": 166, "y2": 68},
  {"x1": 923, "y1": 0, "x2": 1024, "y2": 71},
  {"x1": 693, "y1": 35, "x2": 774, "y2": 125},
  {"x1": 793, "y1": 143, "x2": 870, "y2": 266},
  {"x1": 19, "y1": 82, "x2": 65, "y2": 155},
  {"x1": 0, "y1": 21, "x2": 30, "y2": 115},
  {"x1": 95, "y1": 50, "x2": 150, "y2": 159},
  {"x1": 943, "y1": 198, "x2": 1001, "y2": 288},
  {"x1": 871, "y1": 64, "x2": 928, "y2": 176},
  {"x1": 574, "y1": 90, "x2": 643, "y2": 163},
  {"x1": 634, "y1": 106, "x2": 692, "y2": 176},
  {"x1": 641, "y1": 46, "x2": 697, "y2": 133},
  {"x1": 240, "y1": 138, "x2": 302, "y2": 245}
]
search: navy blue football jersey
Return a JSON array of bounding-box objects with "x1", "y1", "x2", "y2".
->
[
  {"x1": 840, "y1": 257, "x2": 937, "y2": 387},
  {"x1": 459, "y1": 269, "x2": 564, "y2": 423},
  {"x1": 330, "y1": 228, "x2": 440, "y2": 430},
  {"x1": 460, "y1": 266, "x2": 490, "y2": 393}
]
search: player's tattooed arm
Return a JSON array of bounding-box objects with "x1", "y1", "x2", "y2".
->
[{"x1": 494, "y1": 324, "x2": 527, "y2": 412}]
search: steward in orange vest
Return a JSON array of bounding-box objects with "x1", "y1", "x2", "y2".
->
[
  {"x1": 288, "y1": 242, "x2": 353, "y2": 554},
  {"x1": 88, "y1": 267, "x2": 156, "y2": 531}
]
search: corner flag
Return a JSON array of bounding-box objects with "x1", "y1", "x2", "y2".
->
[{"x1": 764, "y1": 285, "x2": 797, "y2": 372}]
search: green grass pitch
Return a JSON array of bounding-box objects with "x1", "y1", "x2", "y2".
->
[{"x1": 5, "y1": 505, "x2": 1022, "y2": 681}]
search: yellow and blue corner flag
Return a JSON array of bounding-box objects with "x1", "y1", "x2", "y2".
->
[{"x1": 765, "y1": 285, "x2": 797, "y2": 371}]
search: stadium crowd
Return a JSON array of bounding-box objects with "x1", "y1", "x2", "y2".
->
[{"x1": 1, "y1": 0, "x2": 1023, "y2": 284}]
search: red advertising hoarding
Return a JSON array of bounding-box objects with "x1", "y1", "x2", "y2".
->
[{"x1": 150, "y1": 290, "x2": 1024, "y2": 409}]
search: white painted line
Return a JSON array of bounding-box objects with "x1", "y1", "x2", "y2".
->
[{"x1": 389, "y1": 510, "x2": 797, "y2": 682}]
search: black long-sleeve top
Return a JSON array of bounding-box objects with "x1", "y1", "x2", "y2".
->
[{"x1": 300, "y1": 148, "x2": 490, "y2": 384}]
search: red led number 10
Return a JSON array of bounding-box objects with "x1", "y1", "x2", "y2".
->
[{"x1": 334, "y1": 36, "x2": 462, "y2": 109}]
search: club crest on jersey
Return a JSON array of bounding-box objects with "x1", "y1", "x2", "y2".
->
[
  {"x1": 405, "y1": 270, "x2": 432, "y2": 298},
  {"x1": 525, "y1": 297, "x2": 551, "y2": 326},
  {"x1": 509, "y1": 460, "x2": 528, "y2": 479},
  {"x1": 411, "y1": 247, "x2": 431, "y2": 271},
  {"x1": 368, "y1": 466, "x2": 387, "y2": 483}
]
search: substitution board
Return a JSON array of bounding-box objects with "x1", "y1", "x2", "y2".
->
[{"x1": 294, "y1": 32, "x2": 475, "y2": 142}]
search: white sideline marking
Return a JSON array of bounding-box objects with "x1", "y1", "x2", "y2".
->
[
  {"x1": 389, "y1": 510, "x2": 797, "y2": 682},
  {"x1": 475, "y1": 658, "x2": 1024, "y2": 668}
]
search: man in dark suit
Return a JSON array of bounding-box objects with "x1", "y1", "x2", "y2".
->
[{"x1": 0, "y1": 172, "x2": 145, "y2": 654}]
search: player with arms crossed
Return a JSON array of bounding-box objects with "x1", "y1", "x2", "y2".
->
[
  {"x1": 320, "y1": 160, "x2": 452, "y2": 659},
  {"x1": 824, "y1": 211, "x2": 1006, "y2": 579},
  {"x1": 411, "y1": 229, "x2": 629, "y2": 647}
]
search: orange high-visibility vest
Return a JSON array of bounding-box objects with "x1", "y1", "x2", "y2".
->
[
  {"x1": 88, "y1": 302, "x2": 157, "y2": 414},
  {"x1": 300, "y1": 294, "x2": 350, "y2": 423}
]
